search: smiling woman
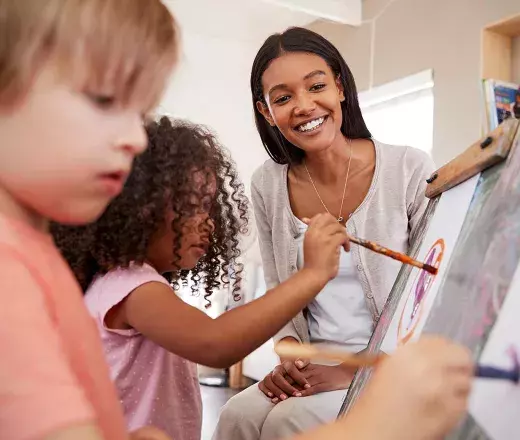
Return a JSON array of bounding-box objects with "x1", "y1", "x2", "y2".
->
[
  {"x1": 212, "y1": 27, "x2": 436, "y2": 440},
  {"x1": 258, "y1": 56, "x2": 351, "y2": 162}
]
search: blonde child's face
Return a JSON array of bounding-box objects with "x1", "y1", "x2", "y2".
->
[{"x1": 0, "y1": 64, "x2": 148, "y2": 226}]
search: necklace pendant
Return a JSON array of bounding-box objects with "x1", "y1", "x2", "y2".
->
[{"x1": 337, "y1": 216, "x2": 344, "y2": 222}]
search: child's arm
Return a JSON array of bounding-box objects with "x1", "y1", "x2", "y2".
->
[
  {"x1": 116, "y1": 213, "x2": 349, "y2": 368},
  {"x1": 290, "y1": 336, "x2": 474, "y2": 440}
]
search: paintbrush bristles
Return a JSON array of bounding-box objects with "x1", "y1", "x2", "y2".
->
[{"x1": 423, "y1": 264, "x2": 438, "y2": 275}]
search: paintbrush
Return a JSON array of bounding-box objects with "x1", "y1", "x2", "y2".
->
[
  {"x1": 275, "y1": 341, "x2": 520, "y2": 383},
  {"x1": 348, "y1": 235, "x2": 438, "y2": 275}
]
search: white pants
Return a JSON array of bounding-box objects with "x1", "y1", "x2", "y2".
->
[{"x1": 212, "y1": 383, "x2": 346, "y2": 440}]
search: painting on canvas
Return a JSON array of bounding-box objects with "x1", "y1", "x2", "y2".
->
[{"x1": 381, "y1": 174, "x2": 480, "y2": 352}]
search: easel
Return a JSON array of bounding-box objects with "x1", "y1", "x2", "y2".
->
[{"x1": 337, "y1": 114, "x2": 520, "y2": 438}]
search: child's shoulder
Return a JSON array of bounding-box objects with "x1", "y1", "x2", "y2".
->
[
  {"x1": 0, "y1": 214, "x2": 64, "y2": 278},
  {"x1": 0, "y1": 214, "x2": 39, "y2": 249},
  {"x1": 0, "y1": 215, "x2": 87, "y2": 331},
  {"x1": 84, "y1": 263, "x2": 170, "y2": 323},
  {"x1": 86, "y1": 263, "x2": 169, "y2": 299},
  {"x1": 96, "y1": 262, "x2": 167, "y2": 284}
]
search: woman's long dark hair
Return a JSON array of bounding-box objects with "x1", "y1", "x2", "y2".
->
[{"x1": 250, "y1": 27, "x2": 371, "y2": 165}]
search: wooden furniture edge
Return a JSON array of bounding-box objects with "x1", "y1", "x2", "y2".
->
[
  {"x1": 425, "y1": 119, "x2": 520, "y2": 198},
  {"x1": 228, "y1": 361, "x2": 254, "y2": 389}
]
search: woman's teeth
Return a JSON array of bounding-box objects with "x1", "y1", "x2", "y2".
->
[{"x1": 297, "y1": 117, "x2": 325, "y2": 132}]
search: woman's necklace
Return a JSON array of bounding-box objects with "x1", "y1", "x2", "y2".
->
[{"x1": 304, "y1": 138, "x2": 353, "y2": 223}]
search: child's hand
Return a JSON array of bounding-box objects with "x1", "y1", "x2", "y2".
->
[
  {"x1": 302, "y1": 213, "x2": 350, "y2": 282},
  {"x1": 358, "y1": 336, "x2": 473, "y2": 440}
]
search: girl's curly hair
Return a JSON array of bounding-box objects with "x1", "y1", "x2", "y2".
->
[{"x1": 52, "y1": 117, "x2": 249, "y2": 306}]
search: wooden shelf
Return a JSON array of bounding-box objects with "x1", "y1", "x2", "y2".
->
[{"x1": 482, "y1": 13, "x2": 520, "y2": 82}]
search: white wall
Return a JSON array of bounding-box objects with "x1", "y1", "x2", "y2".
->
[
  {"x1": 158, "y1": 31, "x2": 266, "y2": 194},
  {"x1": 160, "y1": 0, "x2": 316, "y2": 192}
]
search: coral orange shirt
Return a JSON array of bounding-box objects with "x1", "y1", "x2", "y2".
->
[{"x1": 0, "y1": 214, "x2": 127, "y2": 440}]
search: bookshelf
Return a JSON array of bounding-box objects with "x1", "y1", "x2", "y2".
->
[{"x1": 482, "y1": 13, "x2": 520, "y2": 83}]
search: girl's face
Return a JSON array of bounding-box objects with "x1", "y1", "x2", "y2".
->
[
  {"x1": 257, "y1": 52, "x2": 346, "y2": 155},
  {"x1": 146, "y1": 171, "x2": 216, "y2": 273}
]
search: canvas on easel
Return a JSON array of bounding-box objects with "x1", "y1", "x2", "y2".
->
[{"x1": 380, "y1": 174, "x2": 479, "y2": 353}]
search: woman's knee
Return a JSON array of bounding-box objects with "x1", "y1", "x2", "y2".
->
[
  {"x1": 218, "y1": 384, "x2": 274, "y2": 425},
  {"x1": 260, "y1": 398, "x2": 312, "y2": 439},
  {"x1": 260, "y1": 394, "x2": 343, "y2": 439}
]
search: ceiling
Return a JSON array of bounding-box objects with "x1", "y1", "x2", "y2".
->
[
  {"x1": 261, "y1": 0, "x2": 362, "y2": 26},
  {"x1": 165, "y1": 0, "x2": 361, "y2": 43}
]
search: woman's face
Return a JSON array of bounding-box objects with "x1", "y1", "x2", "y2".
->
[{"x1": 258, "y1": 52, "x2": 345, "y2": 155}]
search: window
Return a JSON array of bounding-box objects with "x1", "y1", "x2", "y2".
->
[{"x1": 358, "y1": 69, "x2": 434, "y2": 155}]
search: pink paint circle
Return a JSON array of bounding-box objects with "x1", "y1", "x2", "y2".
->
[{"x1": 397, "y1": 239, "x2": 445, "y2": 344}]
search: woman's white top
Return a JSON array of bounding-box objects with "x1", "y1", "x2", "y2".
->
[{"x1": 295, "y1": 218, "x2": 373, "y2": 353}]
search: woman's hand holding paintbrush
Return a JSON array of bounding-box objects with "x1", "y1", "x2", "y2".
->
[{"x1": 301, "y1": 217, "x2": 437, "y2": 275}]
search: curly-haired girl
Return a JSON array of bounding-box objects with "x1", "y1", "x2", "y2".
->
[{"x1": 52, "y1": 116, "x2": 350, "y2": 439}]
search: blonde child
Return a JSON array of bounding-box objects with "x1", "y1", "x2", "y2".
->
[
  {"x1": 52, "y1": 117, "x2": 350, "y2": 439},
  {"x1": 0, "y1": 1, "x2": 178, "y2": 439}
]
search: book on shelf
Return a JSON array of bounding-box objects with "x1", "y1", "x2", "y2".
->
[{"x1": 482, "y1": 79, "x2": 520, "y2": 132}]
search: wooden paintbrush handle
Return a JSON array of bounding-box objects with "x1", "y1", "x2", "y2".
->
[
  {"x1": 348, "y1": 235, "x2": 436, "y2": 274},
  {"x1": 275, "y1": 341, "x2": 382, "y2": 367}
]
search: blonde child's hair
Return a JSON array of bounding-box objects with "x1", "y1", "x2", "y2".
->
[{"x1": 0, "y1": 0, "x2": 179, "y2": 109}]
